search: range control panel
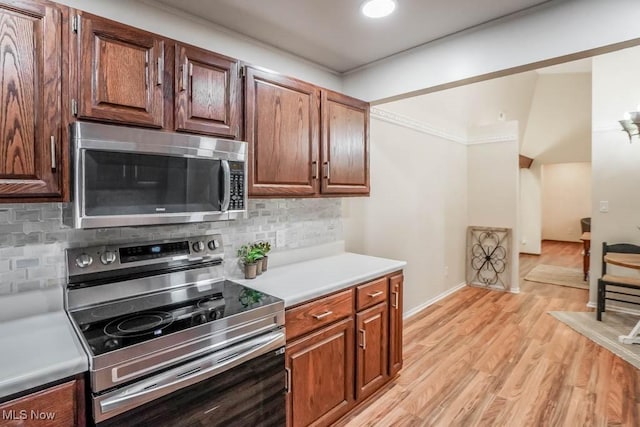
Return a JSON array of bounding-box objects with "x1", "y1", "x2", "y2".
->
[{"x1": 66, "y1": 234, "x2": 224, "y2": 278}]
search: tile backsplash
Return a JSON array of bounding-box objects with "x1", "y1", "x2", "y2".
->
[{"x1": 0, "y1": 199, "x2": 343, "y2": 293}]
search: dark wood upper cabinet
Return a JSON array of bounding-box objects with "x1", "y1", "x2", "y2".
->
[
  {"x1": 0, "y1": 0, "x2": 63, "y2": 199},
  {"x1": 389, "y1": 273, "x2": 404, "y2": 377},
  {"x1": 356, "y1": 302, "x2": 388, "y2": 400},
  {"x1": 245, "y1": 67, "x2": 320, "y2": 197},
  {"x1": 76, "y1": 13, "x2": 165, "y2": 128},
  {"x1": 174, "y1": 43, "x2": 240, "y2": 138},
  {"x1": 244, "y1": 66, "x2": 369, "y2": 198},
  {"x1": 321, "y1": 90, "x2": 370, "y2": 195},
  {"x1": 286, "y1": 317, "x2": 354, "y2": 427}
]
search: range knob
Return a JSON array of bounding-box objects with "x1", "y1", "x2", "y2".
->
[
  {"x1": 100, "y1": 251, "x2": 117, "y2": 265},
  {"x1": 75, "y1": 253, "x2": 93, "y2": 268},
  {"x1": 103, "y1": 338, "x2": 120, "y2": 352},
  {"x1": 191, "y1": 313, "x2": 207, "y2": 326},
  {"x1": 192, "y1": 241, "x2": 205, "y2": 253},
  {"x1": 207, "y1": 239, "x2": 219, "y2": 250}
]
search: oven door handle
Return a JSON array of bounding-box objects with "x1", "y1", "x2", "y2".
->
[
  {"x1": 221, "y1": 160, "x2": 231, "y2": 212},
  {"x1": 96, "y1": 330, "x2": 285, "y2": 421}
]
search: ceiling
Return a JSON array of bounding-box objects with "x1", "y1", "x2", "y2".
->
[{"x1": 152, "y1": 0, "x2": 552, "y2": 73}]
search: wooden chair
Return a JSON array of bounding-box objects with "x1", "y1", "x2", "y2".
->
[{"x1": 597, "y1": 242, "x2": 640, "y2": 321}]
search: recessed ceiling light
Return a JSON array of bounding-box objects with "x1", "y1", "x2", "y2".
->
[{"x1": 361, "y1": 0, "x2": 396, "y2": 19}]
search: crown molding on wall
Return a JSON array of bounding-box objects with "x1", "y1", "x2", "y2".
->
[
  {"x1": 370, "y1": 107, "x2": 467, "y2": 144},
  {"x1": 370, "y1": 107, "x2": 517, "y2": 146},
  {"x1": 466, "y1": 134, "x2": 518, "y2": 145}
]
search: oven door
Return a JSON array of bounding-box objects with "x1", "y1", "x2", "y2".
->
[{"x1": 94, "y1": 330, "x2": 285, "y2": 426}]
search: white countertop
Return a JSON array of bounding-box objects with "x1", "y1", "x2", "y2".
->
[
  {"x1": 234, "y1": 252, "x2": 406, "y2": 307},
  {"x1": 0, "y1": 311, "x2": 88, "y2": 400}
]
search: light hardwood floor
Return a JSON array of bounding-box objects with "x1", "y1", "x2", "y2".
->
[{"x1": 339, "y1": 241, "x2": 640, "y2": 426}]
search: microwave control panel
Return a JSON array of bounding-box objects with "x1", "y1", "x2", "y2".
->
[{"x1": 229, "y1": 161, "x2": 245, "y2": 211}]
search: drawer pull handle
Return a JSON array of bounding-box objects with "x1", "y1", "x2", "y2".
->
[
  {"x1": 392, "y1": 291, "x2": 399, "y2": 309},
  {"x1": 360, "y1": 329, "x2": 366, "y2": 350},
  {"x1": 368, "y1": 291, "x2": 383, "y2": 298},
  {"x1": 312, "y1": 311, "x2": 333, "y2": 320}
]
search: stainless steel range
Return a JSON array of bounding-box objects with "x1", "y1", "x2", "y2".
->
[{"x1": 64, "y1": 234, "x2": 286, "y2": 426}]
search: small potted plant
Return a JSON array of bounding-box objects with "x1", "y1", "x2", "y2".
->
[
  {"x1": 252, "y1": 241, "x2": 272, "y2": 272},
  {"x1": 237, "y1": 244, "x2": 263, "y2": 279}
]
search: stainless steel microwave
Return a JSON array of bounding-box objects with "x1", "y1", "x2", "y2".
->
[{"x1": 64, "y1": 122, "x2": 247, "y2": 229}]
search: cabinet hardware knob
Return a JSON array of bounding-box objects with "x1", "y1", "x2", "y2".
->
[
  {"x1": 368, "y1": 291, "x2": 383, "y2": 298},
  {"x1": 50, "y1": 136, "x2": 56, "y2": 170},
  {"x1": 144, "y1": 51, "x2": 149, "y2": 88},
  {"x1": 285, "y1": 367, "x2": 292, "y2": 393},
  {"x1": 312, "y1": 311, "x2": 332, "y2": 320},
  {"x1": 157, "y1": 57, "x2": 164, "y2": 85},
  {"x1": 180, "y1": 60, "x2": 189, "y2": 92}
]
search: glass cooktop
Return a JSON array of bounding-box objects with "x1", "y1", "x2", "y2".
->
[{"x1": 70, "y1": 280, "x2": 280, "y2": 356}]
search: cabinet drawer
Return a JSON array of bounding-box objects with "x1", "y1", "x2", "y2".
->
[
  {"x1": 0, "y1": 380, "x2": 78, "y2": 427},
  {"x1": 356, "y1": 277, "x2": 388, "y2": 311},
  {"x1": 286, "y1": 289, "x2": 353, "y2": 341}
]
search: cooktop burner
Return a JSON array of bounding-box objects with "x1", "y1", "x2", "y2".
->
[
  {"x1": 70, "y1": 280, "x2": 279, "y2": 356},
  {"x1": 104, "y1": 311, "x2": 174, "y2": 338}
]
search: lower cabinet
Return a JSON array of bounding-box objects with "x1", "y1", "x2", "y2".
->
[
  {"x1": 286, "y1": 318, "x2": 355, "y2": 427},
  {"x1": 356, "y1": 302, "x2": 388, "y2": 400},
  {"x1": 0, "y1": 377, "x2": 85, "y2": 427},
  {"x1": 389, "y1": 273, "x2": 404, "y2": 376},
  {"x1": 285, "y1": 270, "x2": 403, "y2": 427}
]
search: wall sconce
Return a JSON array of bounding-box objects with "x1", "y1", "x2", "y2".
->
[{"x1": 620, "y1": 111, "x2": 640, "y2": 142}]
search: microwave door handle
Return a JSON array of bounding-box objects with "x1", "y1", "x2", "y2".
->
[{"x1": 221, "y1": 160, "x2": 231, "y2": 212}]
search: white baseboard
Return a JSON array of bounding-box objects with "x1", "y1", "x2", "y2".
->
[
  {"x1": 586, "y1": 300, "x2": 640, "y2": 316},
  {"x1": 403, "y1": 282, "x2": 466, "y2": 320}
]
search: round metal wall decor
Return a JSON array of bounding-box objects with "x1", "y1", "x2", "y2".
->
[{"x1": 466, "y1": 226, "x2": 512, "y2": 291}]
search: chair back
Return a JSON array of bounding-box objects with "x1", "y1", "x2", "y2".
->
[{"x1": 602, "y1": 242, "x2": 640, "y2": 274}]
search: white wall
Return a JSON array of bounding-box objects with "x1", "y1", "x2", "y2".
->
[
  {"x1": 518, "y1": 72, "x2": 591, "y2": 253},
  {"x1": 590, "y1": 46, "x2": 640, "y2": 304},
  {"x1": 343, "y1": 116, "x2": 468, "y2": 315},
  {"x1": 519, "y1": 165, "x2": 542, "y2": 254},
  {"x1": 541, "y1": 163, "x2": 592, "y2": 242},
  {"x1": 379, "y1": 71, "x2": 539, "y2": 145},
  {"x1": 467, "y1": 123, "x2": 520, "y2": 292},
  {"x1": 344, "y1": 0, "x2": 640, "y2": 102},
  {"x1": 52, "y1": 0, "x2": 342, "y2": 91},
  {"x1": 520, "y1": 73, "x2": 592, "y2": 162}
]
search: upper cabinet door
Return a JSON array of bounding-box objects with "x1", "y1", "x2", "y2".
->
[
  {"x1": 245, "y1": 67, "x2": 319, "y2": 197},
  {"x1": 321, "y1": 90, "x2": 369, "y2": 195},
  {"x1": 0, "y1": 1, "x2": 62, "y2": 199},
  {"x1": 77, "y1": 13, "x2": 165, "y2": 128},
  {"x1": 174, "y1": 44, "x2": 240, "y2": 138}
]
